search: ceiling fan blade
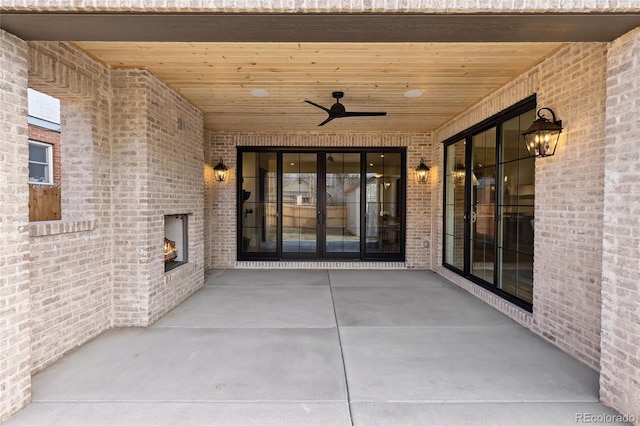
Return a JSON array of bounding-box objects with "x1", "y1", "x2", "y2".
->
[
  {"x1": 304, "y1": 100, "x2": 331, "y2": 113},
  {"x1": 317, "y1": 116, "x2": 336, "y2": 126},
  {"x1": 344, "y1": 111, "x2": 387, "y2": 117},
  {"x1": 307, "y1": 94, "x2": 385, "y2": 126}
]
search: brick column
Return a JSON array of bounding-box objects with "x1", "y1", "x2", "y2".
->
[
  {"x1": 111, "y1": 69, "x2": 204, "y2": 326},
  {"x1": 0, "y1": 29, "x2": 31, "y2": 422},
  {"x1": 601, "y1": 26, "x2": 640, "y2": 424}
]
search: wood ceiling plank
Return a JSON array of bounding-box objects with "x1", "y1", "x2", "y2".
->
[{"x1": 71, "y1": 41, "x2": 565, "y2": 132}]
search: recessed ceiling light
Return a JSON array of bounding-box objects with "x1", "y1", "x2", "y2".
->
[
  {"x1": 251, "y1": 89, "x2": 269, "y2": 97},
  {"x1": 404, "y1": 89, "x2": 423, "y2": 98}
]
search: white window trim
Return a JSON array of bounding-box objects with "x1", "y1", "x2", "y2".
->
[{"x1": 28, "y1": 140, "x2": 54, "y2": 185}]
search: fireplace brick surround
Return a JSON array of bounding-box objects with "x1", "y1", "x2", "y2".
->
[{"x1": 111, "y1": 68, "x2": 204, "y2": 327}]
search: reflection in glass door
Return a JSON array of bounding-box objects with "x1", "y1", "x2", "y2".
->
[
  {"x1": 282, "y1": 153, "x2": 318, "y2": 256},
  {"x1": 323, "y1": 153, "x2": 361, "y2": 255},
  {"x1": 238, "y1": 149, "x2": 405, "y2": 261},
  {"x1": 444, "y1": 141, "x2": 466, "y2": 271},
  {"x1": 470, "y1": 128, "x2": 496, "y2": 284},
  {"x1": 497, "y1": 109, "x2": 536, "y2": 304},
  {"x1": 365, "y1": 153, "x2": 402, "y2": 255},
  {"x1": 240, "y1": 152, "x2": 278, "y2": 256},
  {"x1": 443, "y1": 99, "x2": 536, "y2": 311}
]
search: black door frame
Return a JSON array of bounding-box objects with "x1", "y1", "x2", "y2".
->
[
  {"x1": 442, "y1": 95, "x2": 536, "y2": 312},
  {"x1": 237, "y1": 146, "x2": 406, "y2": 262}
]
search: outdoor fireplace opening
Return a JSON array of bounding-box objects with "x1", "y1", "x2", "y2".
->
[{"x1": 164, "y1": 214, "x2": 188, "y2": 272}]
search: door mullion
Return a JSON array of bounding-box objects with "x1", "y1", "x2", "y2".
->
[
  {"x1": 318, "y1": 152, "x2": 325, "y2": 258},
  {"x1": 277, "y1": 152, "x2": 283, "y2": 258},
  {"x1": 359, "y1": 152, "x2": 366, "y2": 260},
  {"x1": 464, "y1": 135, "x2": 472, "y2": 275}
]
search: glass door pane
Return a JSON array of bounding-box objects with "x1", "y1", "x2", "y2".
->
[
  {"x1": 498, "y1": 109, "x2": 536, "y2": 304},
  {"x1": 324, "y1": 153, "x2": 361, "y2": 254},
  {"x1": 282, "y1": 153, "x2": 318, "y2": 255},
  {"x1": 444, "y1": 141, "x2": 466, "y2": 270},
  {"x1": 240, "y1": 152, "x2": 278, "y2": 254},
  {"x1": 365, "y1": 152, "x2": 402, "y2": 254},
  {"x1": 470, "y1": 128, "x2": 496, "y2": 284}
]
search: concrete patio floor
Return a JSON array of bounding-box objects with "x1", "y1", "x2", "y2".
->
[{"x1": 7, "y1": 269, "x2": 628, "y2": 425}]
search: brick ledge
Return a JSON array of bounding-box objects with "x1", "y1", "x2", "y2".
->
[
  {"x1": 236, "y1": 261, "x2": 407, "y2": 269},
  {"x1": 435, "y1": 266, "x2": 534, "y2": 328},
  {"x1": 29, "y1": 219, "x2": 95, "y2": 237}
]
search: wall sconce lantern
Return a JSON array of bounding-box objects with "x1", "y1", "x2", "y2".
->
[
  {"x1": 415, "y1": 158, "x2": 431, "y2": 183},
  {"x1": 522, "y1": 107, "x2": 563, "y2": 157},
  {"x1": 213, "y1": 158, "x2": 229, "y2": 182},
  {"x1": 453, "y1": 161, "x2": 466, "y2": 186}
]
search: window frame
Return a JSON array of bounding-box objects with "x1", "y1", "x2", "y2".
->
[{"x1": 28, "y1": 140, "x2": 54, "y2": 185}]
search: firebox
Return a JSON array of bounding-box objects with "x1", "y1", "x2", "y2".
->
[{"x1": 164, "y1": 214, "x2": 188, "y2": 272}]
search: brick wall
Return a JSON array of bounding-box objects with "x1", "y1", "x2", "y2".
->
[
  {"x1": 26, "y1": 41, "x2": 113, "y2": 372},
  {"x1": 111, "y1": 70, "x2": 152, "y2": 325},
  {"x1": 28, "y1": 125, "x2": 61, "y2": 185},
  {"x1": 3, "y1": 0, "x2": 640, "y2": 12},
  {"x1": 601, "y1": 27, "x2": 640, "y2": 423},
  {"x1": 112, "y1": 69, "x2": 205, "y2": 326},
  {"x1": 145, "y1": 72, "x2": 205, "y2": 324},
  {"x1": 434, "y1": 43, "x2": 608, "y2": 370},
  {"x1": 204, "y1": 131, "x2": 433, "y2": 269},
  {"x1": 0, "y1": 29, "x2": 31, "y2": 423},
  {"x1": 531, "y1": 44, "x2": 608, "y2": 370}
]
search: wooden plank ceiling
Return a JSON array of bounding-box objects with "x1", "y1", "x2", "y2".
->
[{"x1": 73, "y1": 42, "x2": 564, "y2": 132}]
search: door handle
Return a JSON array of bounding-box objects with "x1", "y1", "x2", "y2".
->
[{"x1": 317, "y1": 211, "x2": 326, "y2": 224}]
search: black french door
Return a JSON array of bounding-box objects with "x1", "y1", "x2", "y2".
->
[{"x1": 238, "y1": 148, "x2": 405, "y2": 261}]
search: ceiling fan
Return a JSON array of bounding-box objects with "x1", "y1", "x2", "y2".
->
[{"x1": 305, "y1": 91, "x2": 387, "y2": 126}]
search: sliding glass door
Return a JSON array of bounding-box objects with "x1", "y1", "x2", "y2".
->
[
  {"x1": 238, "y1": 148, "x2": 405, "y2": 261},
  {"x1": 443, "y1": 98, "x2": 535, "y2": 311}
]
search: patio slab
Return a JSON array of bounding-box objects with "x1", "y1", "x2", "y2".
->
[
  {"x1": 6, "y1": 268, "x2": 629, "y2": 426},
  {"x1": 7, "y1": 402, "x2": 351, "y2": 426},
  {"x1": 351, "y1": 402, "x2": 627, "y2": 426},
  {"x1": 29, "y1": 327, "x2": 346, "y2": 402},
  {"x1": 333, "y1": 284, "x2": 515, "y2": 327},
  {"x1": 329, "y1": 269, "x2": 441, "y2": 287},
  {"x1": 341, "y1": 326, "x2": 600, "y2": 402},
  {"x1": 154, "y1": 286, "x2": 336, "y2": 328},
  {"x1": 209, "y1": 269, "x2": 330, "y2": 287}
]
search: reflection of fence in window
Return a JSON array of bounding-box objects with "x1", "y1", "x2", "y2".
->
[{"x1": 29, "y1": 184, "x2": 61, "y2": 221}]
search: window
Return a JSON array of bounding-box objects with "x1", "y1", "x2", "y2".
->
[
  {"x1": 443, "y1": 96, "x2": 536, "y2": 311},
  {"x1": 28, "y1": 140, "x2": 53, "y2": 184}
]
